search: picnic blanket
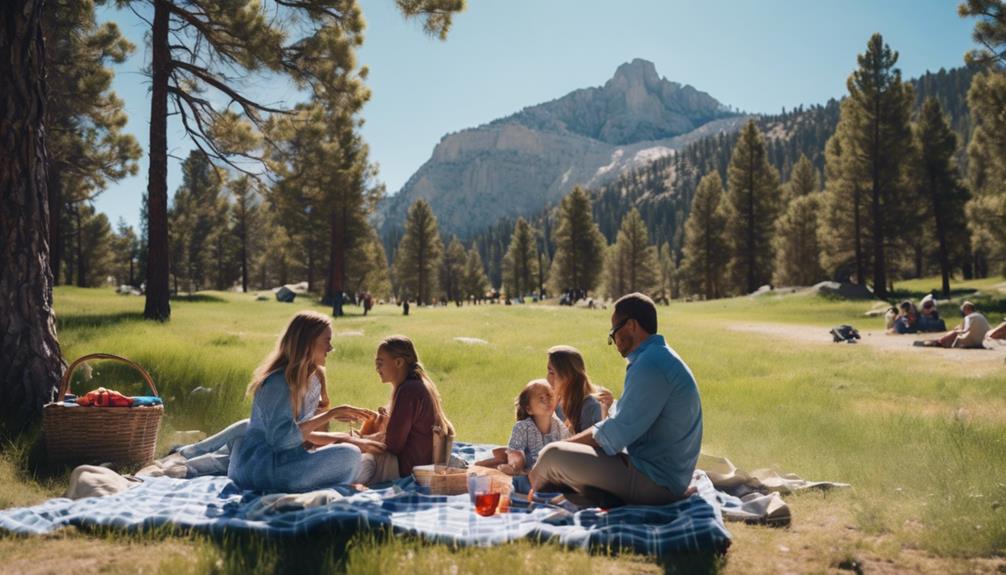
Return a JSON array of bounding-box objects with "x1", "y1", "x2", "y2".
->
[
  {"x1": 0, "y1": 442, "x2": 848, "y2": 557},
  {"x1": 0, "y1": 443, "x2": 734, "y2": 557}
]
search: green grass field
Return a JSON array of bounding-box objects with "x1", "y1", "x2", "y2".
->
[{"x1": 2, "y1": 279, "x2": 1005, "y2": 574}]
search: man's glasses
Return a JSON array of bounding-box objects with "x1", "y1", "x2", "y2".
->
[{"x1": 608, "y1": 318, "x2": 629, "y2": 345}]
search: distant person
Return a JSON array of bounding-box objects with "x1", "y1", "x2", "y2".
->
[
  {"x1": 402, "y1": 299, "x2": 410, "y2": 316},
  {"x1": 915, "y1": 301, "x2": 991, "y2": 349},
  {"x1": 530, "y1": 293, "x2": 702, "y2": 507},
  {"x1": 363, "y1": 293, "x2": 374, "y2": 316},
  {"x1": 890, "y1": 301, "x2": 919, "y2": 334},
  {"x1": 917, "y1": 296, "x2": 946, "y2": 332},
  {"x1": 986, "y1": 320, "x2": 1006, "y2": 345}
]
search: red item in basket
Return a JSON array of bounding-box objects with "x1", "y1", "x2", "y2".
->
[{"x1": 76, "y1": 387, "x2": 133, "y2": 407}]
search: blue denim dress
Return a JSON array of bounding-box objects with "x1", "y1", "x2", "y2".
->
[{"x1": 228, "y1": 371, "x2": 361, "y2": 492}]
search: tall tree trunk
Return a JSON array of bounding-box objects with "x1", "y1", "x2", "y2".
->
[
  {"x1": 853, "y1": 184, "x2": 864, "y2": 285},
  {"x1": 46, "y1": 162, "x2": 62, "y2": 284},
  {"x1": 329, "y1": 209, "x2": 345, "y2": 317},
  {"x1": 239, "y1": 223, "x2": 248, "y2": 293},
  {"x1": 932, "y1": 185, "x2": 952, "y2": 299},
  {"x1": 74, "y1": 205, "x2": 85, "y2": 287},
  {"x1": 63, "y1": 204, "x2": 74, "y2": 285},
  {"x1": 0, "y1": 0, "x2": 66, "y2": 433},
  {"x1": 143, "y1": 0, "x2": 171, "y2": 321},
  {"x1": 746, "y1": 149, "x2": 756, "y2": 294}
]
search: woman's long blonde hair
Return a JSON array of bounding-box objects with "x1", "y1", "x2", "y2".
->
[
  {"x1": 247, "y1": 311, "x2": 331, "y2": 418},
  {"x1": 548, "y1": 345, "x2": 595, "y2": 433},
  {"x1": 379, "y1": 335, "x2": 454, "y2": 437}
]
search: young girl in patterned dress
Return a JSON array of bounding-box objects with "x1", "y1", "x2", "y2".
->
[{"x1": 476, "y1": 379, "x2": 569, "y2": 476}]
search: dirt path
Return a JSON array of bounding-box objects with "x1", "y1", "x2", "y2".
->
[{"x1": 727, "y1": 322, "x2": 1006, "y2": 377}]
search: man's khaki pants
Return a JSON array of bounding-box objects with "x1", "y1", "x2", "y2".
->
[{"x1": 528, "y1": 441, "x2": 683, "y2": 506}]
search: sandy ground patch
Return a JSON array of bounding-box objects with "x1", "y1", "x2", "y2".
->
[{"x1": 727, "y1": 322, "x2": 1006, "y2": 377}]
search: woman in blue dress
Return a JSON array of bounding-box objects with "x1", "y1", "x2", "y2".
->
[{"x1": 227, "y1": 311, "x2": 384, "y2": 492}]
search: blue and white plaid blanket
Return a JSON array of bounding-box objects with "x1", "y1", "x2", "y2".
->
[{"x1": 0, "y1": 443, "x2": 731, "y2": 557}]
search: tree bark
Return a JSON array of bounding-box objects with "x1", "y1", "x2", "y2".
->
[
  {"x1": 0, "y1": 0, "x2": 66, "y2": 433},
  {"x1": 46, "y1": 162, "x2": 62, "y2": 284},
  {"x1": 143, "y1": 0, "x2": 171, "y2": 321},
  {"x1": 329, "y1": 206, "x2": 346, "y2": 316},
  {"x1": 74, "y1": 205, "x2": 85, "y2": 287}
]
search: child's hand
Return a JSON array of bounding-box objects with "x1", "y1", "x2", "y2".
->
[
  {"x1": 597, "y1": 388, "x2": 614, "y2": 410},
  {"x1": 353, "y1": 438, "x2": 387, "y2": 455}
]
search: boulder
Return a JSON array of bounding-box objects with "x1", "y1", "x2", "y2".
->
[
  {"x1": 812, "y1": 281, "x2": 876, "y2": 300},
  {"x1": 276, "y1": 286, "x2": 296, "y2": 303}
]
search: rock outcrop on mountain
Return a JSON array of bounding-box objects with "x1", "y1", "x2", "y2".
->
[{"x1": 378, "y1": 59, "x2": 742, "y2": 237}]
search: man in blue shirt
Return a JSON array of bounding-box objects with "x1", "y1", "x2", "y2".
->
[{"x1": 529, "y1": 292, "x2": 703, "y2": 506}]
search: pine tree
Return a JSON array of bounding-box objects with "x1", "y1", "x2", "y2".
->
[
  {"x1": 843, "y1": 34, "x2": 915, "y2": 298},
  {"x1": 345, "y1": 227, "x2": 392, "y2": 300},
  {"x1": 960, "y1": 3, "x2": 1006, "y2": 275},
  {"x1": 113, "y1": 218, "x2": 140, "y2": 287},
  {"x1": 0, "y1": 0, "x2": 65, "y2": 431},
  {"x1": 230, "y1": 176, "x2": 262, "y2": 293},
  {"x1": 71, "y1": 205, "x2": 116, "y2": 288},
  {"x1": 502, "y1": 218, "x2": 539, "y2": 298},
  {"x1": 680, "y1": 171, "x2": 730, "y2": 299},
  {"x1": 267, "y1": 102, "x2": 383, "y2": 314},
  {"x1": 773, "y1": 194, "x2": 825, "y2": 286},
  {"x1": 44, "y1": 0, "x2": 141, "y2": 284},
  {"x1": 462, "y1": 244, "x2": 490, "y2": 301},
  {"x1": 656, "y1": 242, "x2": 677, "y2": 303},
  {"x1": 117, "y1": 0, "x2": 465, "y2": 321},
  {"x1": 604, "y1": 208, "x2": 658, "y2": 298},
  {"x1": 173, "y1": 151, "x2": 227, "y2": 293},
  {"x1": 724, "y1": 120, "x2": 781, "y2": 294},
  {"x1": 959, "y1": 0, "x2": 1006, "y2": 67},
  {"x1": 914, "y1": 97, "x2": 968, "y2": 296},
  {"x1": 440, "y1": 236, "x2": 467, "y2": 304},
  {"x1": 818, "y1": 107, "x2": 872, "y2": 284},
  {"x1": 548, "y1": 187, "x2": 606, "y2": 294},
  {"x1": 964, "y1": 71, "x2": 1006, "y2": 275},
  {"x1": 394, "y1": 199, "x2": 443, "y2": 304},
  {"x1": 783, "y1": 154, "x2": 820, "y2": 204}
]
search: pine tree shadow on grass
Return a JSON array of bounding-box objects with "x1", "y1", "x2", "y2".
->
[
  {"x1": 170, "y1": 293, "x2": 228, "y2": 304},
  {"x1": 55, "y1": 311, "x2": 145, "y2": 331},
  {"x1": 167, "y1": 528, "x2": 727, "y2": 575},
  {"x1": 888, "y1": 286, "x2": 981, "y2": 301}
]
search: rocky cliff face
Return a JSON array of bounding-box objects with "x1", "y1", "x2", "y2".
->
[{"x1": 378, "y1": 59, "x2": 741, "y2": 237}]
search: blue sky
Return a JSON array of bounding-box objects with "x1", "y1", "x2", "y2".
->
[{"x1": 94, "y1": 0, "x2": 976, "y2": 230}]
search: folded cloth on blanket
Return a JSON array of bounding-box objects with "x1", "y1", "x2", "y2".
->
[
  {"x1": 699, "y1": 453, "x2": 850, "y2": 496},
  {"x1": 0, "y1": 442, "x2": 732, "y2": 557},
  {"x1": 64, "y1": 465, "x2": 141, "y2": 500}
]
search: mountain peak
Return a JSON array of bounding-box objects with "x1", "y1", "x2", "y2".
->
[
  {"x1": 494, "y1": 58, "x2": 731, "y2": 146},
  {"x1": 609, "y1": 58, "x2": 662, "y2": 88}
]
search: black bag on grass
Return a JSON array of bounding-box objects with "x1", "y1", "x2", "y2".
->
[{"x1": 830, "y1": 325, "x2": 861, "y2": 343}]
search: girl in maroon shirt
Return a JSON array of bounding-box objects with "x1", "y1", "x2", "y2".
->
[{"x1": 356, "y1": 335, "x2": 454, "y2": 482}]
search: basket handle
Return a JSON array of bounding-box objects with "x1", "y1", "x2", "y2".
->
[{"x1": 59, "y1": 353, "x2": 159, "y2": 400}]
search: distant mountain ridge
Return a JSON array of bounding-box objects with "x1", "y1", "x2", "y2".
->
[
  {"x1": 495, "y1": 58, "x2": 732, "y2": 145},
  {"x1": 378, "y1": 59, "x2": 741, "y2": 239}
]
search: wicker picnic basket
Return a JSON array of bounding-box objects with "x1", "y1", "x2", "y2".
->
[
  {"x1": 413, "y1": 465, "x2": 469, "y2": 495},
  {"x1": 43, "y1": 353, "x2": 163, "y2": 467}
]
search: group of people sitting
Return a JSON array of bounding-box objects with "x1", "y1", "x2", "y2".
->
[
  {"x1": 886, "y1": 296, "x2": 1005, "y2": 349},
  {"x1": 886, "y1": 294, "x2": 947, "y2": 334},
  {"x1": 175, "y1": 293, "x2": 703, "y2": 508}
]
